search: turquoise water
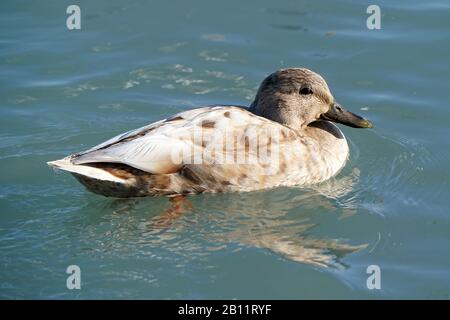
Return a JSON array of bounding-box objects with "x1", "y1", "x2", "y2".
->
[{"x1": 1, "y1": 0, "x2": 450, "y2": 299}]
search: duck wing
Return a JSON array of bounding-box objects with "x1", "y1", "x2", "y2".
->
[{"x1": 70, "y1": 106, "x2": 277, "y2": 175}]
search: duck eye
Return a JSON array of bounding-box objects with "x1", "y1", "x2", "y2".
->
[{"x1": 299, "y1": 86, "x2": 313, "y2": 95}]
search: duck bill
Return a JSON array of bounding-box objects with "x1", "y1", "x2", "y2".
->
[{"x1": 321, "y1": 103, "x2": 373, "y2": 128}]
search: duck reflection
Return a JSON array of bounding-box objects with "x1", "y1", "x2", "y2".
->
[{"x1": 100, "y1": 168, "x2": 366, "y2": 269}]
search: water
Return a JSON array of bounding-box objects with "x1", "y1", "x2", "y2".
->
[{"x1": 1, "y1": 0, "x2": 450, "y2": 299}]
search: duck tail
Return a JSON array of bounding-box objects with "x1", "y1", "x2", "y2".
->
[{"x1": 47, "y1": 158, "x2": 126, "y2": 184}]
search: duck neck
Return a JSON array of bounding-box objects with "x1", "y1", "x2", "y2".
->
[
  {"x1": 248, "y1": 100, "x2": 258, "y2": 113},
  {"x1": 249, "y1": 100, "x2": 307, "y2": 131}
]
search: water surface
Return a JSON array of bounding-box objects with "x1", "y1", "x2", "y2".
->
[{"x1": 1, "y1": 0, "x2": 450, "y2": 299}]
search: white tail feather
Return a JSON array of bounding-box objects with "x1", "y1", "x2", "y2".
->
[{"x1": 47, "y1": 158, "x2": 127, "y2": 184}]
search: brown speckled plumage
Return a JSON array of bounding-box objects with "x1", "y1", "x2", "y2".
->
[{"x1": 48, "y1": 68, "x2": 372, "y2": 197}]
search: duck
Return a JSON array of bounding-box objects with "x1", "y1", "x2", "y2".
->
[{"x1": 47, "y1": 68, "x2": 373, "y2": 198}]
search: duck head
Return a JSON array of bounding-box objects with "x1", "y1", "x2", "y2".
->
[{"x1": 250, "y1": 68, "x2": 373, "y2": 130}]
